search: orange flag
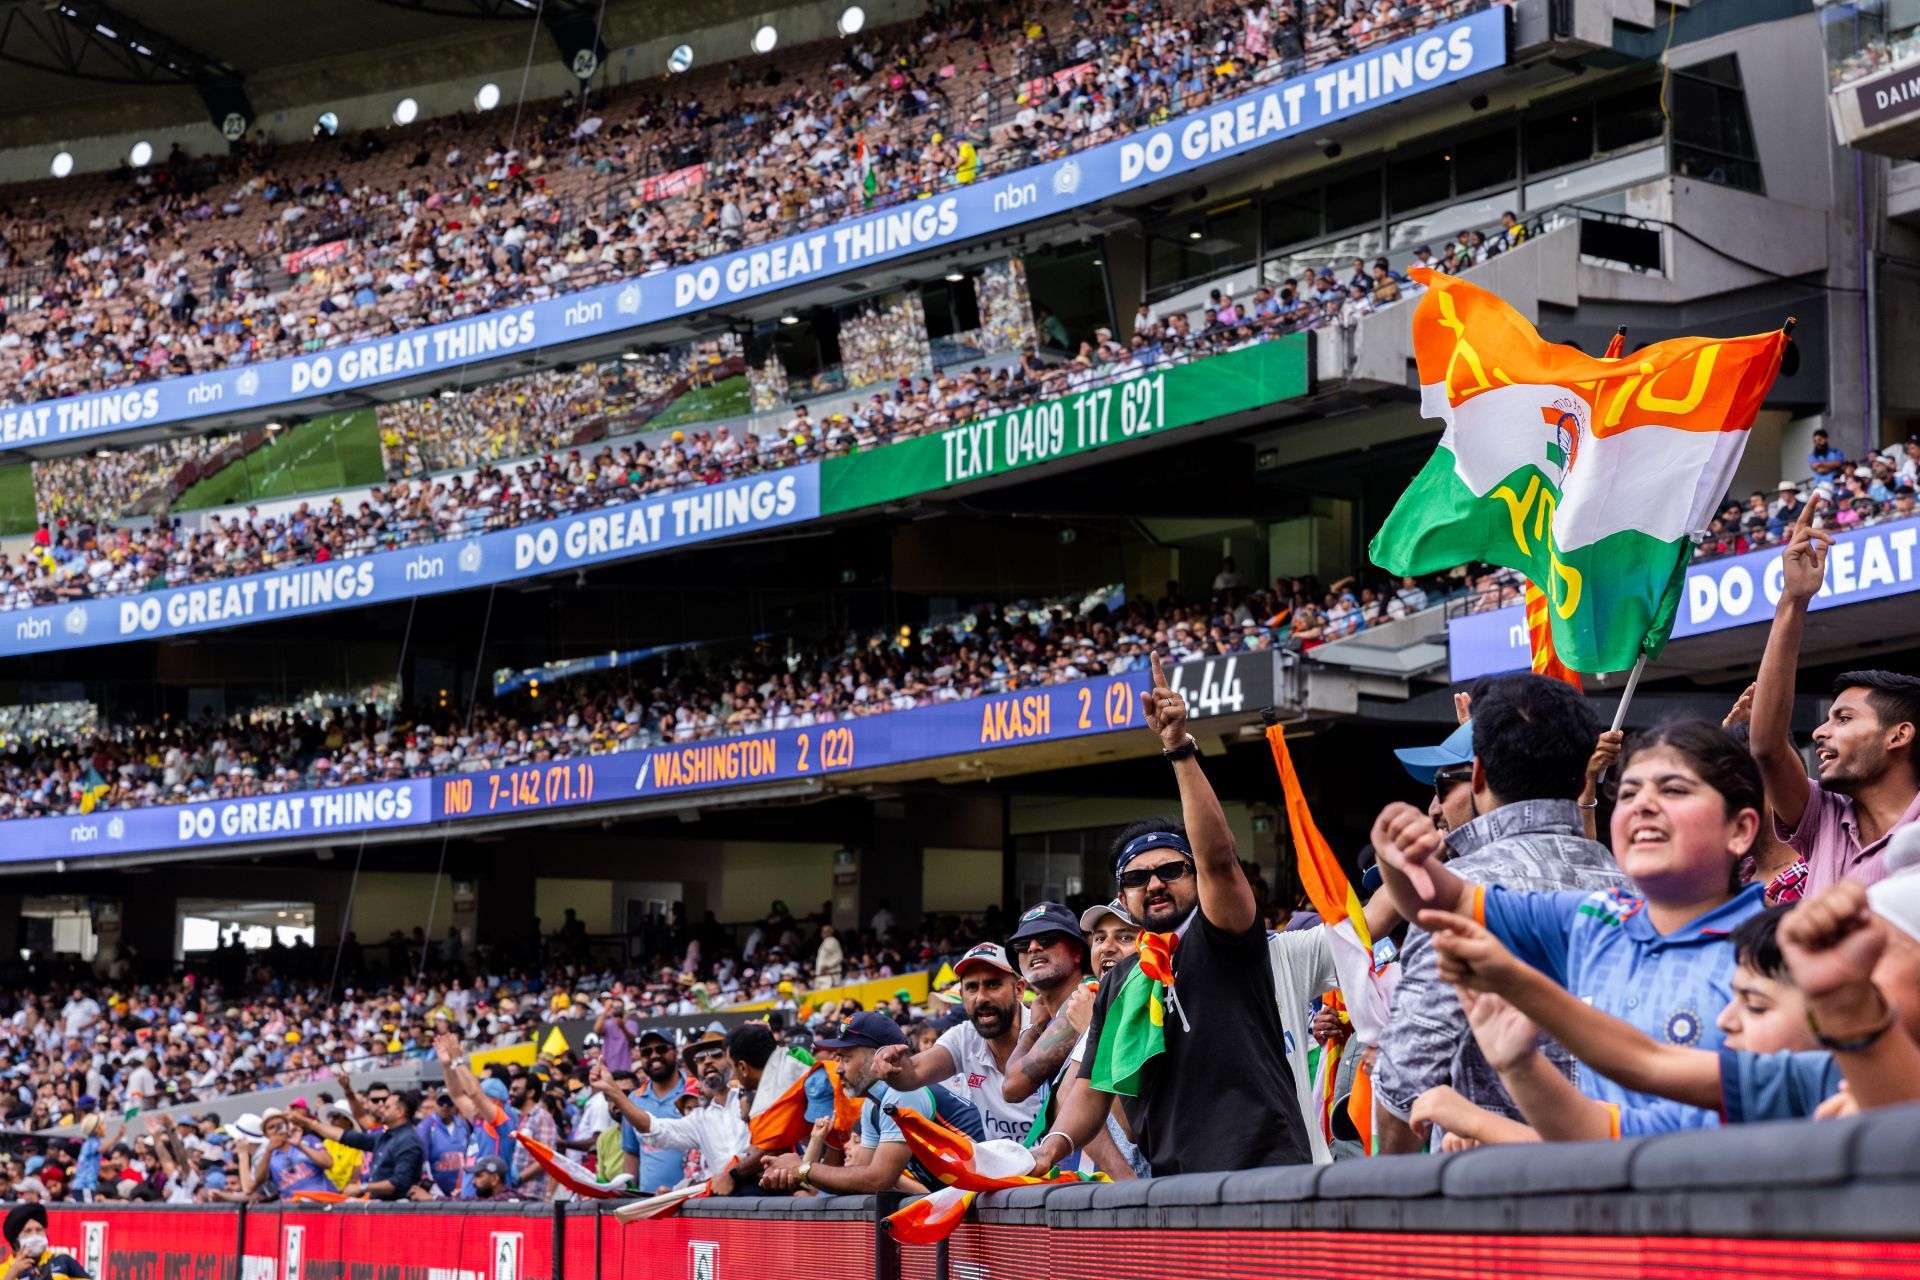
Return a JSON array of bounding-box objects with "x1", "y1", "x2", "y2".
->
[{"x1": 1264, "y1": 722, "x2": 1373, "y2": 954}]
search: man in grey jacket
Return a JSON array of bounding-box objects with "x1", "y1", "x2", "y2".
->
[{"x1": 1372, "y1": 673, "x2": 1626, "y2": 1153}]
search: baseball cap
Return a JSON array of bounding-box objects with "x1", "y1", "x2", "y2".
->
[
  {"x1": 1394, "y1": 720, "x2": 1474, "y2": 785},
  {"x1": 953, "y1": 942, "x2": 1016, "y2": 976},
  {"x1": 636, "y1": 1027, "x2": 674, "y2": 1048},
  {"x1": 1008, "y1": 902, "x2": 1083, "y2": 947},
  {"x1": 1079, "y1": 899, "x2": 1138, "y2": 931},
  {"x1": 473, "y1": 1155, "x2": 510, "y2": 1179},
  {"x1": 814, "y1": 1011, "x2": 908, "y2": 1050}
]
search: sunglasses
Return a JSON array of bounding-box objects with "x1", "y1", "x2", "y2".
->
[
  {"x1": 1118, "y1": 860, "x2": 1194, "y2": 890},
  {"x1": 638, "y1": 1044, "x2": 675, "y2": 1058},
  {"x1": 1433, "y1": 765, "x2": 1474, "y2": 797},
  {"x1": 690, "y1": 1047, "x2": 726, "y2": 1065}
]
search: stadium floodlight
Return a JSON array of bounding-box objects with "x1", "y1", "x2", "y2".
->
[
  {"x1": 668, "y1": 44, "x2": 694, "y2": 74},
  {"x1": 393, "y1": 97, "x2": 419, "y2": 126},
  {"x1": 313, "y1": 111, "x2": 340, "y2": 138},
  {"x1": 752, "y1": 24, "x2": 777, "y2": 54},
  {"x1": 50, "y1": 151, "x2": 74, "y2": 178},
  {"x1": 838, "y1": 5, "x2": 866, "y2": 34},
  {"x1": 475, "y1": 82, "x2": 502, "y2": 111},
  {"x1": 129, "y1": 140, "x2": 153, "y2": 168}
]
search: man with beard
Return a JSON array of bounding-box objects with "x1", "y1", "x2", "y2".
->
[
  {"x1": 618, "y1": 1029, "x2": 690, "y2": 1194},
  {"x1": 591, "y1": 1033, "x2": 753, "y2": 1194},
  {"x1": 1030, "y1": 653, "x2": 1313, "y2": 1176},
  {"x1": 1753, "y1": 497, "x2": 1920, "y2": 893},
  {"x1": 759, "y1": 1013, "x2": 986, "y2": 1195},
  {"x1": 869, "y1": 941, "x2": 1039, "y2": 1143}
]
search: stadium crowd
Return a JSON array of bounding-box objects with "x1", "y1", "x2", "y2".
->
[
  {"x1": 0, "y1": 0, "x2": 1496, "y2": 412},
  {"x1": 1, "y1": 509, "x2": 1916, "y2": 1212},
  {"x1": 21, "y1": 219, "x2": 1917, "y2": 618},
  {"x1": 0, "y1": 564, "x2": 1479, "y2": 819}
]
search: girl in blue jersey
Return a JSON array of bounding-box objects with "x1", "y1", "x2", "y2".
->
[{"x1": 252, "y1": 1110, "x2": 334, "y2": 1199}]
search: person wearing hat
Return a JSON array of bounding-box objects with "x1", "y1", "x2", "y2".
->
[
  {"x1": 249, "y1": 1108, "x2": 334, "y2": 1200},
  {"x1": 618, "y1": 1029, "x2": 692, "y2": 1195},
  {"x1": 870, "y1": 939, "x2": 1040, "y2": 1144},
  {"x1": 1395, "y1": 719, "x2": 1479, "y2": 837},
  {"x1": 1, "y1": 1204, "x2": 87, "y2": 1279},
  {"x1": 589, "y1": 1034, "x2": 753, "y2": 1196},
  {"x1": 67, "y1": 1110, "x2": 117, "y2": 1204},
  {"x1": 760, "y1": 1012, "x2": 987, "y2": 1196},
  {"x1": 1030, "y1": 653, "x2": 1314, "y2": 1177}
]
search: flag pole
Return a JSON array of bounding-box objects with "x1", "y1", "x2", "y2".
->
[{"x1": 1608, "y1": 652, "x2": 1649, "y2": 734}]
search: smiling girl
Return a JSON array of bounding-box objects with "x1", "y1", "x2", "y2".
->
[{"x1": 1373, "y1": 719, "x2": 1771, "y2": 1129}]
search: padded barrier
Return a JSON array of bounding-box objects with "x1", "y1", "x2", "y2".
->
[{"x1": 29, "y1": 1107, "x2": 1920, "y2": 1280}]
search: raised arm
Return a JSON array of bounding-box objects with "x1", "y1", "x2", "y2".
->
[
  {"x1": 1751, "y1": 498, "x2": 1829, "y2": 831},
  {"x1": 334, "y1": 1068, "x2": 375, "y2": 1129},
  {"x1": 1456, "y1": 988, "x2": 1613, "y2": 1142},
  {"x1": 288, "y1": 1109, "x2": 351, "y2": 1146},
  {"x1": 1144, "y1": 651, "x2": 1254, "y2": 934},
  {"x1": 1003, "y1": 985, "x2": 1094, "y2": 1104},
  {"x1": 1423, "y1": 910, "x2": 1720, "y2": 1110},
  {"x1": 590, "y1": 1061, "x2": 657, "y2": 1133},
  {"x1": 1778, "y1": 881, "x2": 1920, "y2": 1110},
  {"x1": 435, "y1": 1032, "x2": 484, "y2": 1122}
]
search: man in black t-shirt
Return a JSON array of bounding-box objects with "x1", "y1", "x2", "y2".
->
[{"x1": 1028, "y1": 655, "x2": 1312, "y2": 1177}]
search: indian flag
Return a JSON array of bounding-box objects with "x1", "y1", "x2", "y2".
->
[
  {"x1": 1370, "y1": 269, "x2": 1789, "y2": 673},
  {"x1": 1088, "y1": 961, "x2": 1166, "y2": 1097}
]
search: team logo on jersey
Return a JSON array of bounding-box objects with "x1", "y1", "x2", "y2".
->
[
  {"x1": 1664, "y1": 1008, "x2": 1702, "y2": 1046},
  {"x1": 967, "y1": 1072, "x2": 987, "y2": 1089}
]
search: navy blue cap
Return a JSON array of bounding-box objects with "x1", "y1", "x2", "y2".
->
[
  {"x1": 814, "y1": 1011, "x2": 907, "y2": 1050},
  {"x1": 1112, "y1": 830, "x2": 1193, "y2": 876},
  {"x1": 1008, "y1": 902, "x2": 1084, "y2": 947},
  {"x1": 1393, "y1": 720, "x2": 1475, "y2": 785}
]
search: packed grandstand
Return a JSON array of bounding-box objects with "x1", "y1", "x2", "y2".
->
[{"x1": 0, "y1": 0, "x2": 1916, "y2": 1278}]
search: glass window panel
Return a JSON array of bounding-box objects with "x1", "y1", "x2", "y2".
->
[
  {"x1": 1324, "y1": 170, "x2": 1382, "y2": 232},
  {"x1": 1389, "y1": 146, "x2": 1451, "y2": 213},
  {"x1": 1594, "y1": 82, "x2": 1665, "y2": 153},
  {"x1": 1262, "y1": 188, "x2": 1323, "y2": 250},
  {"x1": 1452, "y1": 128, "x2": 1518, "y2": 196},
  {"x1": 1524, "y1": 105, "x2": 1592, "y2": 174}
]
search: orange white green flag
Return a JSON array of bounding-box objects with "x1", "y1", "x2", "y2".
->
[{"x1": 1370, "y1": 269, "x2": 1789, "y2": 673}]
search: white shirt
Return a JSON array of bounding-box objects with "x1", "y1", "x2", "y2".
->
[
  {"x1": 933, "y1": 1017, "x2": 1039, "y2": 1143},
  {"x1": 643, "y1": 1089, "x2": 752, "y2": 1174}
]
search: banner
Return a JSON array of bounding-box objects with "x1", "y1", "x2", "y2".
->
[
  {"x1": 1446, "y1": 513, "x2": 1920, "y2": 681},
  {"x1": 0, "y1": 9, "x2": 1506, "y2": 450},
  {"x1": 819, "y1": 335, "x2": 1308, "y2": 514},
  {"x1": 45, "y1": 1206, "x2": 237, "y2": 1280},
  {"x1": 241, "y1": 1204, "x2": 567, "y2": 1280},
  {"x1": 284, "y1": 240, "x2": 351, "y2": 274},
  {"x1": 638, "y1": 163, "x2": 707, "y2": 203},
  {"x1": 9, "y1": 653, "x2": 1274, "y2": 864},
  {"x1": 0, "y1": 468, "x2": 818, "y2": 659},
  {"x1": 729, "y1": 970, "x2": 931, "y2": 1012}
]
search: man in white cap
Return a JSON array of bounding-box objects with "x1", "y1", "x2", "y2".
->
[{"x1": 871, "y1": 940, "x2": 1040, "y2": 1144}]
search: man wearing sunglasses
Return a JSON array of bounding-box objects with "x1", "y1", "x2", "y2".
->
[
  {"x1": 617, "y1": 1029, "x2": 690, "y2": 1195},
  {"x1": 591, "y1": 1033, "x2": 753, "y2": 1195},
  {"x1": 1029, "y1": 653, "x2": 1314, "y2": 1177}
]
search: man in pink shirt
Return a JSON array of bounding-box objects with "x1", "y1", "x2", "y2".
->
[{"x1": 1751, "y1": 496, "x2": 1920, "y2": 894}]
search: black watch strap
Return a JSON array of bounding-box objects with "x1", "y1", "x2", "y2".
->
[{"x1": 1163, "y1": 735, "x2": 1200, "y2": 762}]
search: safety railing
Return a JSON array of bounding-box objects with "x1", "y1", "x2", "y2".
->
[{"x1": 32, "y1": 1104, "x2": 1920, "y2": 1280}]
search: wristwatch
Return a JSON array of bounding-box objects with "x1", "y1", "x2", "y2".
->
[
  {"x1": 795, "y1": 1161, "x2": 813, "y2": 1189},
  {"x1": 1163, "y1": 734, "x2": 1201, "y2": 762}
]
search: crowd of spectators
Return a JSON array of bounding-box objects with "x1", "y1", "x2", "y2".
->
[
  {"x1": 0, "y1": 0, "x2": 1497, "y2": 414},
  {"x1": 0, "y1": 897, "x2": 984, "y2": 1140},
  {"x1": 0, "y1": 511, "x2": 1913, "y2": 1216},
  {"x1": 0, "y1": 564, "x2": 1469, "y2": 819}
]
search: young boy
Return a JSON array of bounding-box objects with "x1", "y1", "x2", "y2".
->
[
  {"x1": 1420, "y1": 863, "x2": 1920, "y2": 1129},
  {"x1": 1412, "y1": 907, "x2": 1818, "y2": 1143}
]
